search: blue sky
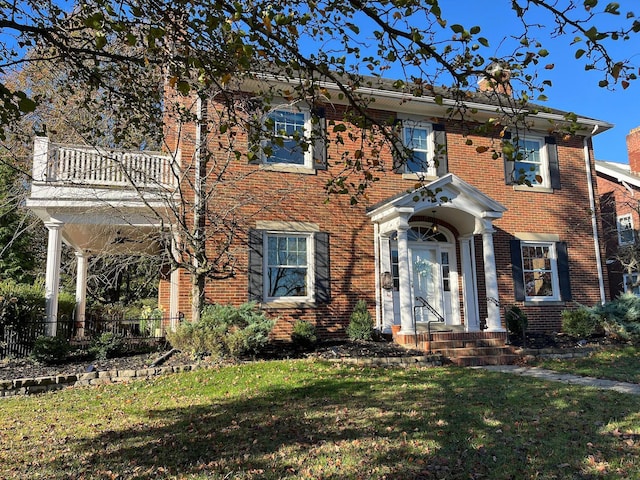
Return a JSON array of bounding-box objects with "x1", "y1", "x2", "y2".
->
[{"x1": 434, "y1": 1, "x2": 640, "y2": 164}]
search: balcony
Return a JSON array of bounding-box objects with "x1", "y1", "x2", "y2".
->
[{"x1": 26, "y1": 137, "x2": 177, "y2": 255}]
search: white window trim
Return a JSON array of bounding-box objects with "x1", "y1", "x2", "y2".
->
[
  {"x1": 401, "y1": 119, "x2": 435, "y2": 176},
  {"x1": 261, "y1": 105, "x2": 313, "y2": 169},
  {"x1": 617, "y1": 213, "x2": 635, "y2": 246},
  {"x1": 509, "y1": 134, "x2": 550, "y2": 189},
  {"x1": 263, "y1": 231, "x2": 315, "y2": 303},
  {"x1": 521, "y1": 241, "x2": 561, "y2": 302}
]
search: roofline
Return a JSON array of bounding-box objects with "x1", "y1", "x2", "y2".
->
[
  {"x1": 595, "y1": 160, "x2": 640, "y2": 189},
  {"x1": 245, "y1": 72, "x2": 614, "y2": 136}
]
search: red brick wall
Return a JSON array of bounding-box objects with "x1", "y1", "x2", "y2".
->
[
  {"x1": 628, "y1": 127, "x2": 640, "y2": 175},
  {"x1": 159, "y1": 91, "x2": 607, "y2": 337}
]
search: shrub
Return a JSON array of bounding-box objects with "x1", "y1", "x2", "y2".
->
[
  {"x1": 591, "y1": 294, "x2": 640, "y2": 343},
  {"x1": 291, "y1": 320, "x2": 318, "y2": 348},
  {"x1": 0, "y1": 280, "x2": 46, "y2": 326},
  {"x1": 504, "y1": 305, "x2": 528, "y2": 339},
  {"x1": 89, "y1": 332, "x2": 125, "y2": 360},
  {"x1": 562, "y1": 306, "x2": 601, "y2": 338},
  {"x1": 139, "y1": 305, "x2": 164, "y2": 336},
  {"x1": 30, "y1": 336, "x2": 70, "y2": 364},
  {"x1": 347, "y1": 300, "x2": 374, "y2": 341},
  {"x1": 167, "y1": 302, "x2": 274, "y2": 359}
]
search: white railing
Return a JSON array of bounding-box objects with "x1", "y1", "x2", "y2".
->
[{"x1": 33, "y1": 137, "x2": 177, "y2": 188}]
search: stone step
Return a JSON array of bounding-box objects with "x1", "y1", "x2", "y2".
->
[{"x1": 448, "y1": 354, "x2": 521, "y2": 367}]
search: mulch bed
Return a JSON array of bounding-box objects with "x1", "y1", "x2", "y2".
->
[{"x1": 0, "y1": 332, "x2": 614, "y2": 382}]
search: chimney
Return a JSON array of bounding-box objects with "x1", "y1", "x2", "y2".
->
[
  {"x1": 478, "y1": 63, "x2": 512, "y2": 97},
  {"x1": 627, "y1": 127, "x2": 640, "y2": 175}
]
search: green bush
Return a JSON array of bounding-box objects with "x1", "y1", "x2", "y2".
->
[
  {"x1": 591, "y1": 294, "x2": 640, "y2": 343},
  {"x1": 167, "y1": 302, "x2": 274, "y2": 359},
  {"x1": 139, "y1": 305, "x2": 164, "y2": 336},
  {"x1": 291, "y1": 320, "x2": 318, "y2": 348},
  {"x1": 30, "y1": 336, "x2": 70, "y2": 364},
  {"x1": 505, "y1": 305, "x2": 528, "y2": 338},
  {"x1": 0, "y1": 280, "x2": 46, "y2": 326},
  {"x1": 89, "y1": 332, "x2": 125, "y2": 360},
  {"x1": 561, "y1": 306, "x2": 601, "y2": 338},
  {"x1": 347, "y1": 300, "x2": 374, "y2": 341}
]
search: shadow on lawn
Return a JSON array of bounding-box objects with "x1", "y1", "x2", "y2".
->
[{"x1": 54, "y1": 366, "x2": 638, "y2": 479}]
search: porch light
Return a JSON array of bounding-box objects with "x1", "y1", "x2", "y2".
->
[{"x1": 431, "y1": 210, "x2": 438, "y2": 233}]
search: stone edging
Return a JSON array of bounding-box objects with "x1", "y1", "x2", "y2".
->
[
  {"x1": 0, "y1": 364, "x2": 200, "y2": 397},
  {"x1": 1, "y1": 355, "x2": 447, "y2": 397}
]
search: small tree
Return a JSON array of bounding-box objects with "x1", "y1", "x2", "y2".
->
[{"x1": 347, "y1": 300, "x2": 374, "y2": 341}]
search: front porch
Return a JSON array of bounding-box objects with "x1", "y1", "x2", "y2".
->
[{"x1": 25, "y1": 137, "x2": 181, "y2": 337}]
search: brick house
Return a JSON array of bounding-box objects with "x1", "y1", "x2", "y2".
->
[
  {"x1": 27, "y1": 74, "x2": 612, "y2": 348},
  {"x1": 596, "y1": 127, "x2": 640, "y2": 299}
]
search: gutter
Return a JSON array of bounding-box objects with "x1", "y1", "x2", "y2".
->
[{"x1": 584, "y1": 125, "x2": 607, "y2": 304}]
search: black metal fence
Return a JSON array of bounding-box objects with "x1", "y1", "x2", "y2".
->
[{"x1": 0, "y1": 316, "x2": 178, "y2": 360}]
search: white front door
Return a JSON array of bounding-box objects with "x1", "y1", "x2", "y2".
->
[{"x1": 410, "y1": 245, "x2": 459, "y2": 324}]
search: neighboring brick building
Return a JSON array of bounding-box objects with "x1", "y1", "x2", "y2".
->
[
  {"x1": 28, "y1": 74, "x2": 613, "y2": 342},
  {"x1": 596, "y1": 127, "x2": 640, "y2": 299}
]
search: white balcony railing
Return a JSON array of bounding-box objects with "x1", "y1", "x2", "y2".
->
[{"x1": 32, "y1": 137, "x2": 177, "y2": 189}]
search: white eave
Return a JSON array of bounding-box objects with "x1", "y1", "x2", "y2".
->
[{"x1": 595, "y1": 160, "x2": 640, "y2": 189}]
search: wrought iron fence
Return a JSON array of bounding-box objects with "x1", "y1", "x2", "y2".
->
[{"x1": 0, "y1": 315, "x2": 181, "y2": 360}]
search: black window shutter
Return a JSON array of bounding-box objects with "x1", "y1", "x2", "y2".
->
[
  {"x1": 248, "y1": 229, "x2": 264, "y2": 301},
  {"x1": 545, "y1": 136, "x2": 561, "y2": 189},
  {"x1": 392, "y1": 118, "x2": 404, "y2": 173},
  {"x1": 247, "y1": 100, "x2": 263, "y2": 165},
  {"x1": 557, "y1": 241, "x2": 572, "y2": 301},
  {"x1": 312, "y1": 106, "x2": 328, "y2": 170},
  {"x1": 510, "y1": 239, "x2": 525, "y2": 301},
  {"x1": 503, "y1": 131, "x2": 514, "y2": 184},
  {"x1": 432, "y1": 123, "x2": 448, "y2": 176},
  {"x1": 315, "y1": 232, "x2": 331, "y2": 303}
]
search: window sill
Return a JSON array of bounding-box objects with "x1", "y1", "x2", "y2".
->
[
  {"x1": 261, "y1": 301, "x2": 317, "y2": 309},
  {"x1": 512, "y1": 185, "x2": 554, "y2": 194},
  {"x1": 261, "y1": 164, "x2": 316, "y2": 175},
  {"x1": 523, "y1": 300, "x2": 565, "y2": 306}
]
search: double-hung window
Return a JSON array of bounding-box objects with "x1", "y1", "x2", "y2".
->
[
  {"x1": 505, "y1": 133, "x2": 560, "y2": 189},
  {"x1": 511, "y1": 239, "x2": 571, "y2": 303},
  {"x1": 623, "y1": 273, "x2": 640, "y2": 296},
  {"x1": 520, "y1": 242, "x2": 560, "y2": 301},
  {"x1": 403, "y1": 121, "x2": 434, "y2": 175},
  {"x1": 617, "y1": 214, "x2": 634, "y2": 245},
  {"x1": 263, "y1": 109, "x2": 311, "y2": 167},
  {"x1": 266, "y1": 233, "x2": 311, "y2": 300}
]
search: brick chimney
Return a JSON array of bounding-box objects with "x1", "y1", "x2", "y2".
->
[
  {"x1": 478, "y1": 63, "x2": 512, "y2": 97},
  {"x1": 628, "y1": 127, "x2": 640, "y2": 175}
]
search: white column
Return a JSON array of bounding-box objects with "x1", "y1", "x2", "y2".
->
[
  {"x1": 74, "y1": 251, "x2": 89, "y2": 338},
  {"x1": 32, "y1": 136, "x2": 50, "y2": 181},
  {"x1": 479, "y1": 218, "x2": 504, "y2": 332},
  {"x1": 44, "y1": 221, "x2": 64, "y2": 336},
  {"x1": 397, "y1": 220, "x2": 414, "y2": 334},
  {"x1": 460, "y1": 235, "x2": 480, "y2": 332},
  {"x1": 169, "y1": 235, "x2": 180, "y2": 331}
]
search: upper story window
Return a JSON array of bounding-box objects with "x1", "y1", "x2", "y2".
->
[
  {"x1": 617, "y1": 214, "x2": 635, "y2": 245},
  {"x1": 403, "y1": 121, "x2": 434, "y2": 174},
  {"x1": 505, "y1": 133, "x2": 560, "y2": 190},
  {"x1": 394, "y1": 119, "x2": 447, "y2": 177},
  {"x1": 263, "y1": 109, "x2": 312, "y2": 167},
  {"x1": 248, "y1": 103, "x2": 327, "y2": 172}
]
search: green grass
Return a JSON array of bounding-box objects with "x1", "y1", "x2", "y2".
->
[
  {"x1": 534, "y1": 346, "x2": 640, "y2": 384},
  {"x1": 1, "y1": 359, "x2": 639, "y2": 479}
]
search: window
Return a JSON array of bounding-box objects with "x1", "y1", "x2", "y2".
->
[
  {"x1": 248, "y1": 229, "x2": 330, "y2": 304},
  {"x1": 266, "y1": 234, "x2": 310, "y2": 299},
  {"x1": 263, "y1": 109, "x2": 311, "y2": 166},
  {"x1": 403, "y1": 122, "x2": 434, "y2": 174},
  {"x1": 623, "y1": 273, "x2": 640, "y2": 296},
  {"x1": 617, "y1": 214, "x2": 635, "y2": 245},
  {"x1": 505, "y1": 134, "x2": 560, "y2": 189},
  {"x1": 520, "y1": 242, "x2": 559, "y2": 300},
  {"x1": 510, "y1": 239, "x2": 571, "y2": 302},
  {"x1": 394, "y1": 121, "x2": 447, "y2": 176}
]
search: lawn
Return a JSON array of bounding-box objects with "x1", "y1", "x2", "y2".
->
[
  {"x1": 1, "y1": 359, "x2": 639, "y2": 479},
  {"x1": 533, "y1": 346, "x2": 640, "y2": 384}
]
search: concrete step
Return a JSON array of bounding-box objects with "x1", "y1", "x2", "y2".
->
[{"x1": 448, "y1": 354, "x2": 521, "y2": 367}]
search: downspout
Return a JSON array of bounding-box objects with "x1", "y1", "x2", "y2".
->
[{"x1": 584, "y1": 125, "x2": 607, "y2": 304}]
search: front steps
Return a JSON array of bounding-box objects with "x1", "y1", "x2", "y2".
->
[{"x1": 393, "y1": 326, "x2": 519, "y2": 366}]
